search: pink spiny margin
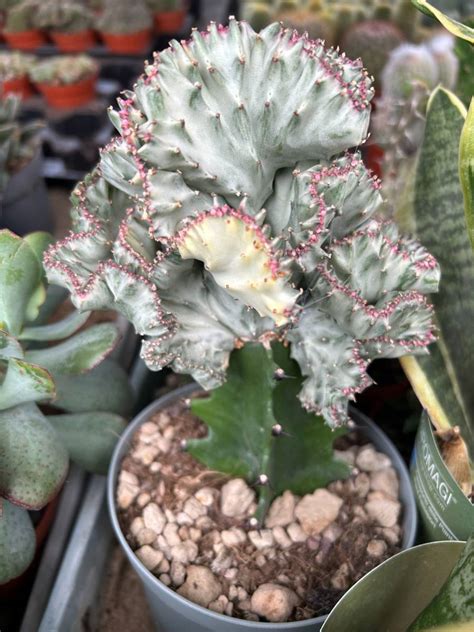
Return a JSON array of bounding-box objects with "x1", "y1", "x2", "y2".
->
[
  {"x1": 364, "y1": 332, "x2": 436, "y2": 350},
  {"x1": 115, "y1": 209, "x2": 155, "y2": 276},
  {"x1": 45, "y1": 233, "x2": 170, "y2": 334},
  {"x1": 331, "y1": 220, "x2": 439, "y2": 275},
  {"x1": 174, "y1": 205, "x2": 284, "y2": 280},
  {"x1": 116, "y1": 97, "x2": 154, "y2": 222},
  {"x1": 286, "y1": 29, "x2": 373, "y2": 112},
  {"x1": 317, "y1": 263, "x2": 434, "y2": 324},
  {"x1": 289, "y1": 157, "x2": 378, "y2": 259}
]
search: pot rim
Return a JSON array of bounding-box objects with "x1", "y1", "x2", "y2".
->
[{"x1": 108, "y1": 382, "x2": 417, "y2": 629}]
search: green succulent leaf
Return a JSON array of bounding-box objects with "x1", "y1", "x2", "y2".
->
[
  {"x1": 411, "y1": 0, "x2": 474, "y2": 42},
  {"x1": 25, "y1": 322, "x2": 118, "y2": 376},
  {"x1": 19, "y1": 309, "x2": 91, "y2": 342},
  {"x1": 0, "y1": 500, "x2": 35, "y2": 585},
  {"x1": 408, "y1": 535, "x2": 474, "y2": 631},
  {"x1": 47, "y1": 411, "x2": 127, "y2": 475},
  {"x1": 0, "y1": 230, "x2": 44, "y2": 336},
  {"x1": 0, "y1": 330, "x2": 23, "y2": 359},
  {"x1": 460, "y1": 100, "x2": 474, "y2": 254},
  {"x1": 270, "y1": 343, "x2": 350, "y2": 494},
  {"x1": 188, "y1": 343, "x2": 277, "y2": 486},
  {"x1": 52, "y1": 358, "x2": 133, "y2": 416},
  {"x1": 189, "y1": 343, "x2": 350, "y2": 520},
  {"x1": 401, "y1": 87, "x2": 474, "y2": 455},
  {"x1": 0, "y1": 358, "x2": 55, "y2": 410},
  {"x1": 0, "y1": 404, "x2": 68, "y2": 509}
]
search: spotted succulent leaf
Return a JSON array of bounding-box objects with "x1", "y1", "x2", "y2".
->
[
  {"x1": 0, "y1": 403, "x2": 68, "y2": 509},
  {"x1": 0, "y1": 500, "x2": 35, "y2": 584}
]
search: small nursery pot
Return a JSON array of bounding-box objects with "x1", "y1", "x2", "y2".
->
[
  {"x1": 35, "y1": 74, "x2": 97, "y2": 109},
  {"x1": 411, "y1": 412, "x2": 474, "y2": 542},
  {"x1": 50, "y1": 29, "x2": 96, "y2": 52},
  {"x1": 154, "y1": 9, "x2": 186, "y2": 34},
  {"x1": 1, "y1": 151, "x2": 53, "y2": 236},
  {"x1": 100, "y1": 29, "x2": 152, "y2": 54},
  {"x1": 108, "y1": 384, "x2": 417, "y2": 632},
  {"x1": 1, "y1": 75, "x2": 33, "y2": 99},
  {"x1": 3, "y1": 29, "x2": 47, "y2": 50}
]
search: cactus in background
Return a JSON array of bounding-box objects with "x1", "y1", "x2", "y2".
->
[
  {"x1": 35, "y1": 0, "x2": 93, "y2": 33},
  {"x1": 28, "y1": 55, "x2": 98, "y2": 85},
  {"x1": 242, "y1": 0, "x2": 423, "y2": 43},
  {"x1": 373, "y1": 34, "x2": 458, "y2": 219},
  {"x1": 0, "y1": 230, "x2": 131, "y2": 584},
  {"x1": 45, "y1": 19, "x2": 438, "y2": 516},
  {"x1": 95, "y1": 0, "x2": 152, "y2": 34},
  {"x1": 340, "y1": 20, "x2": 404, "y2": 82},
  {"x1": 0, "y1": 52, "x2": 35, "y2": 82},
  {"x1": 0, "y1": 95, "x2": 42, "y2": 192},
  {"x1": 146, "y1": 0, "x2": 183, "y2": 10}
]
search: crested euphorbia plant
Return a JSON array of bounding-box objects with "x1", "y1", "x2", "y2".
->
[{"x1": 45, "y1": 19, "x2": 440, "y2": 519}]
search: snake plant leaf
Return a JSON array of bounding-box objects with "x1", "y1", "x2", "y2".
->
[
  {"x1": 47, "y1": 412, "x2": 127, "y2": 475},
  {"x1": 0, "y1": 359, "x2": 55, "y2": 410},
  {"x1": 455, "y1": 24, "x2": 474, "y2": 108},
  {"x1": 188, "y1": 343, "x2": 350, "y2": 520},
  {"x1": 0, "y1": 403, "x2": 68, "y2": 509},
  {"x1": 52, "y1": 358, "x2": 133, "y2": 416},
  {"x1": 19, "y1": 309, "x2": 91, "y2": 342},
  {"x1": 401, "y1": 87, "x2": 474, "y2": 454},
  {"x1": 321, "y1": 541, "x2": 467, "y2": 632},
  {"x1": 0, "y1": 230, "x2": 43, "y2": 336},
  {"x1": 408, "y1": 535, "x2": 474, "y2": 631},
  {"x1": 411, "y1": 0, "x2": 474, "y2": 42},
  {"x1": 0, "y1": 500, "x2": 35, "y2": 585},
  {"x1": 25, "y1": 322, "x2": 119, "y2": 375},
  {"x1": 460, "y1": 100, "x2": 474, "y2": 253}
]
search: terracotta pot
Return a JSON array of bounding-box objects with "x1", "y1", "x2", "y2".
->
[
  {"x1": 100, "y1": 28, "x2": 152, "y2": 54},
  {"x1": 3, "y1": 29, "x2": 47, "y2": 50},
  {"x1": 1, "y1": 74, "x2": 33, "y2": 99},
  {"x1": 154, "y1": 9, "x2": 185, "y2": 34},
  {"x1": 35, "y1": 74, "x2": 97, "y2": 109},
  {"x1": 0, "y1": 493, "x2": 60, "y2": 599},
  {"x1": 50, "y1": 29, "x2": 96, "y2": 52}
]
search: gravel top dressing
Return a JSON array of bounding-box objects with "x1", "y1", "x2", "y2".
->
[{"x1": 116, "y1": 397, "x2": 403, "y2": 623}]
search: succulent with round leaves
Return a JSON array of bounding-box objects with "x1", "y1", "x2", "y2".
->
[
  {"x1": 35, "y1": 0, "x2": 93, "y2": 33},
  {"x1": 0, "y1": 229, "x2": 132, "y2": 585},
  {"x1": 0, "y1": 94, "x2": 42, "y2": 193},
  {"x1": 28, "y1": 54, "x2": 98, "y2": 86},
  {"x1": 45, "y1": 19, "x2": 439, "y2": 519},
  {"x1": 3, "y1": 0, "x2": 40, "y2": 32},
  {"x1": 0, "y1": 51, "x2": 35, "y2": 82},
  {"x1": 95, "y1": 0, "x2": 152, "y2": 35},
  {"x1": 340, "y1": 20, "x2": 404, "y2": 82}
]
